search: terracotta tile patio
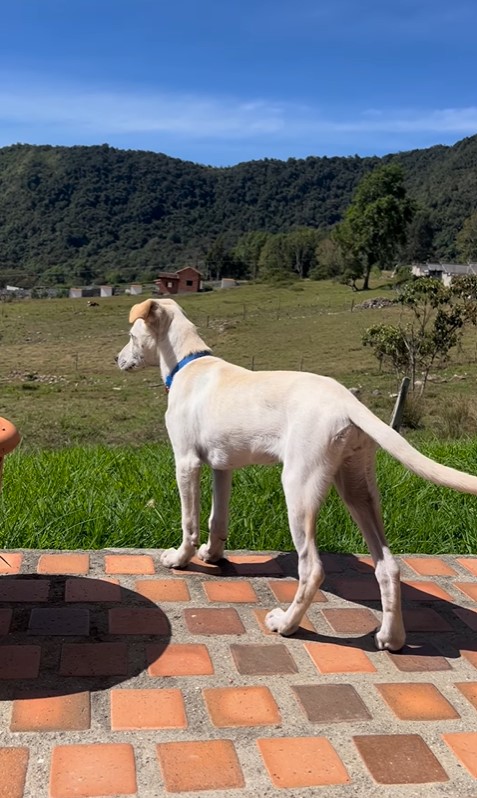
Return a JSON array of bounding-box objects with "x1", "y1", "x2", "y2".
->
[{"x1": 1, "y1": 549, "x2": 477, "y2": 797}]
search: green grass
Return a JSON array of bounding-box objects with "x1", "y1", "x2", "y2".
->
[{"x1": 2, "y1": 440, "x2": 477, "y2": 554}]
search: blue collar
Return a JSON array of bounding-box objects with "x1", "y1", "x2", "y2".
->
[{"x1": 165, "y1": 351, "x2": 212, "y2": 391}]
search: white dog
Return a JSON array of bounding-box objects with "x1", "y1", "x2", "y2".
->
[{"x1": 117, "y1": 298, "x2": 477, "y2": 651}]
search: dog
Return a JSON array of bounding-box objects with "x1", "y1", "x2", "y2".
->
[{"x1": 117, "y1": 297, "x2": 477, "y2": 651}]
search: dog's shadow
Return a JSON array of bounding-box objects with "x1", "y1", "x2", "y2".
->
[
  {"x1": 273, "y1": 551, "x2": 477, "y2": 660},
  {"x1": 0, "y1": 575, "x2": 171, "y2": 701}
]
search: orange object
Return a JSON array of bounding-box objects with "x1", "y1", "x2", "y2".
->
[
  {"x1": 0, "y1": 417, "x2": 21, "y2": 492},
  {"x1": 0, "y1": 417, "x2": 21, "y2": 457}
]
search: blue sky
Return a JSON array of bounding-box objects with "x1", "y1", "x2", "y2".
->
[{"x1": 1, "y1": 0, "x2": 476, "y2": 165}]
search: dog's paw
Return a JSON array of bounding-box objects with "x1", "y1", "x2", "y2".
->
[
  {"x1": 374, "y1": 624, "x2": 406, "y2": 652},
  {"x1": 160, "y1": 547, "x2": 192, "y2": 569},
  {"x1": 197, "y1": 543, "x2": 223, "y2": 563},
  {"x1": 265, "y1": 608, "x2": 299, "y2": 636}
]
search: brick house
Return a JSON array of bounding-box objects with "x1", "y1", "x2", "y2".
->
[{"x1": 154, "y1": 267, "x2": 202, "y2": 295}]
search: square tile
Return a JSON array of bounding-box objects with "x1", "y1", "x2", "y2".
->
[
  {"x1": 111, "y1": 688, "x2": 187, "y2": 730},
  {"x1": 403, "y1": 557, "x2": 456, "y2": 576},
  {"x1": 354, "y1": 734, "x2": 448, "y2": 784},
  {"x1": 0, "y1": 748, "x2": 29, "y2": 798},
  {"x1": 386, "y1": 643, "x2": 451, "y2": 672},
  {"x1": 376, "y1": 683, "x2": 459, "y2": 720},
  {"x1": 293, "y1": 684, "x2": 372, "y2": 723},
  {"x1": 257, "y1": 737, "x2": 349, "y2": 788},
  {"x1": 65, "y1": 578, "x2": 121, "y2": 602},
  {"x1": 135, "y1": 579, "x2": 190, "y2": 602},
  {"x1": 322, "y1": 608, "x2": 378, "y2": 634},
  {"x1": 442, "y1": 732, "x2": 477, "y2": 778},
  {"x1": 108, "y1": 607, "x2": 169, "y2": 635},
  {"x1": 203, "y1": 580, "x2": 258, "y2": 603},
  {"x1": 204, "y1": 686, "x2": 280, "y2": 727},
  {"x1": 11, "y1": 693, "x2": 91, "y2": 732},
  {"x1": 50, "y1": 743, "x2": 137, "y2": 797},
  {"x1": 230, "y1": 644, "x2": 298, "y2": 675},
  {"x1": 304, "y1": 642, "x2": 376, "y2": 674},
  {"x1": 184, "y1": 607, "x2": 245, "y2": 635},
  {"x1": 28, "y1": 608, "x2": 90, "y2": 636},
  {"x1": 157, "y1": 740, "x2": 244, "y2": 792},
  {"x1": 37, "y1": 553, "x2": 89, "y2": 575},
  {"x1": 147, "y1": 643, "x2": 214, "y2": 677}
]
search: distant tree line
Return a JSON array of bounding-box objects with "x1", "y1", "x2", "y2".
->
[{"x1": 0, "y1": 136, "x2": 476, "y2": 288}]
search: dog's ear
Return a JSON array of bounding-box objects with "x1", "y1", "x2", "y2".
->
[{"x1": 129, "y1": 299, "x2": 162, "y2": 325}]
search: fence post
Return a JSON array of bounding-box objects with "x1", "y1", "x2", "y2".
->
[{"x1": 390, "y1": 377, "x2": 410, "y2": 432}]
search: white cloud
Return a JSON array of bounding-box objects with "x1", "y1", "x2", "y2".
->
[{"x1": 0, "y1": 75, "x2": 476, "y2": 146}]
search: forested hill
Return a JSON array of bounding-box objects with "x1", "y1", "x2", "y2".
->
[{"x1": 1, "y1": 135, "x2": 476, "y2": 287}]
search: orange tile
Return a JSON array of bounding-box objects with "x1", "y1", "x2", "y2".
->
[
  {"x1": 147, "y1": 643, "x2": 214, "y2": 676},
  {"x1": 443, "y1": 732, "x2": 477, "y2": 778},
  {"x1": 11, "y1": 693, "x2": 91, "y2": 731},
  {"x1": 111, "y1": 688, "x2": 187, "y2": 730},
  {"x1": 0, "y1": 553, "x2": 23, "y2": 574},
  {"x1": 49, "y1": 743, "x2": 137, "y2": 798},
  {"x1": 456, "y1": 558, "x2": 477, "y2": 576},
  {"x1": 455, "y1": 682, "x2": 477, "y2": 710},
  {"x1": 257, "y1": 737, "x2": 350, "y2": 788},
  {"x1": 403, "y1": 557, "x2": 456, "y2": 576},
  {"x1": 403, "y1": 581, "x2": 454, "y2": 601},
  {"x1": 204, "y1": 686, "x2": 280, "y2": 727},
  {"x1": 172, "y1": 555, "x2": 223, "y2": 576},
  {"x1": 135, "y1": 578, "x2": 190, "y2": 601},
  {"x1": 202, "y1": 580, "x2": 258, "y2": 603},
  {"x1": 104, "y1": 553, "x2": 155, "y2": 574},
  {"x1": 157, "y1": 740, "x2": 244, "y2": 792},
  {"x1": 37, "y1": 553, "x2": 89, "y2": 575},
  {"x1": 304, "y1": 642, "x2": 376, "y2": 674},
  {"x1": 253, "y1": 608, "x2": 316, "y2": 636},
  {"x1": 267, "y1": 580, "x2": 326, "y2": 603},
  {"x1": 454, "y1": 582, "x2": 477, "y2": 602},
  {"x1": 0, "y1": 748, "x2": 29, "y2": 798},
  {"x1": 376, "y1": 683, "x2": 459, "y2": 720}
]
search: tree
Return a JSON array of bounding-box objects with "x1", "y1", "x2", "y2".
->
[
  {"x1": 231, "y1": 231, "x2": 270, "y2": 279},
  {"x1": 337, "y1": 165, "x2": 415, "y2": 289},
  {"x1": 456, "y1": 211, "x2": 477, "y2": 262},
  {"x1": 310, "y1": 234, "x2": 345, "y2": 280},
  {"x1": 363, "y1": 277, "x2": 477, "y2": 391},
  {"x1": 257, "y1": 234, "x2": 296, "y2": 282},
  {"x1": 285, "y1": 228, "x2": 322, "y2": 278},
  {"x1": 402, "y1": 210, "x2": 435, "y2": 264}
]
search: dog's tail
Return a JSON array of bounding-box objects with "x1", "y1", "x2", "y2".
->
[{"x1": 348, "y1": 399, "x2": 477, "y2": 494}]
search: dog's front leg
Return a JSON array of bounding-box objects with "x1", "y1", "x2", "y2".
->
[
  {"x1": 198, "y1": 469, "x2": 232, "y2": 563},
  {"x1": 161, "y1": 458, "x2": 201, "y2": 569}
]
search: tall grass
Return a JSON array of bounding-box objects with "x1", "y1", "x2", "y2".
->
[{"x1": 1, "y1": 440, "x2": 477, "y2": 554}]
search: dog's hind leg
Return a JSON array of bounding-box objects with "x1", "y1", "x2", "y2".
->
[
  {"x1": 198, "y1": 469, "x2": 233, "y2": 563},
  {"x1": 334, "y1": 444, "x2": 406, "y2": 652},
  {"x1": 265, "y1": 465, "x2": 330, "y2": 636},
  {"x1": 161, "y1": 457, "x2": 202, "y2": 569}
]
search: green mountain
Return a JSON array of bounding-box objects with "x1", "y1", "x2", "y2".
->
[{"x1": 0, "y1": 136, "x2": 476, "y2": 287}]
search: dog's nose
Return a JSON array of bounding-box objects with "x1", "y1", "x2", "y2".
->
[{"x1": 114, "y1": 356, "x2": 118, "y2": 363}]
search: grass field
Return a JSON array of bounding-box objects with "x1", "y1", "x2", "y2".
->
[
  {"x1": 2, "y1": 278, "x2": 477, "y2": 450},
  {"x1": 1, "y1": 278, "x2": 477, "y2": 554}
]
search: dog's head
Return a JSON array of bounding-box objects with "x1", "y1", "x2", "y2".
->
[{"x1": 116, "y1": 298, "x2": 179, "y2": 371}]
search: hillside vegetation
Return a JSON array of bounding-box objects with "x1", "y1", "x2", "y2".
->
[{"x1": 1, "y1": 135, "x2": 477, "y2": 286}]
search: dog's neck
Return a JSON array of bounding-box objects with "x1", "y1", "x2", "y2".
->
[{"x1": 158, "y1": 312, "x2": 211, "y2": 385}]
